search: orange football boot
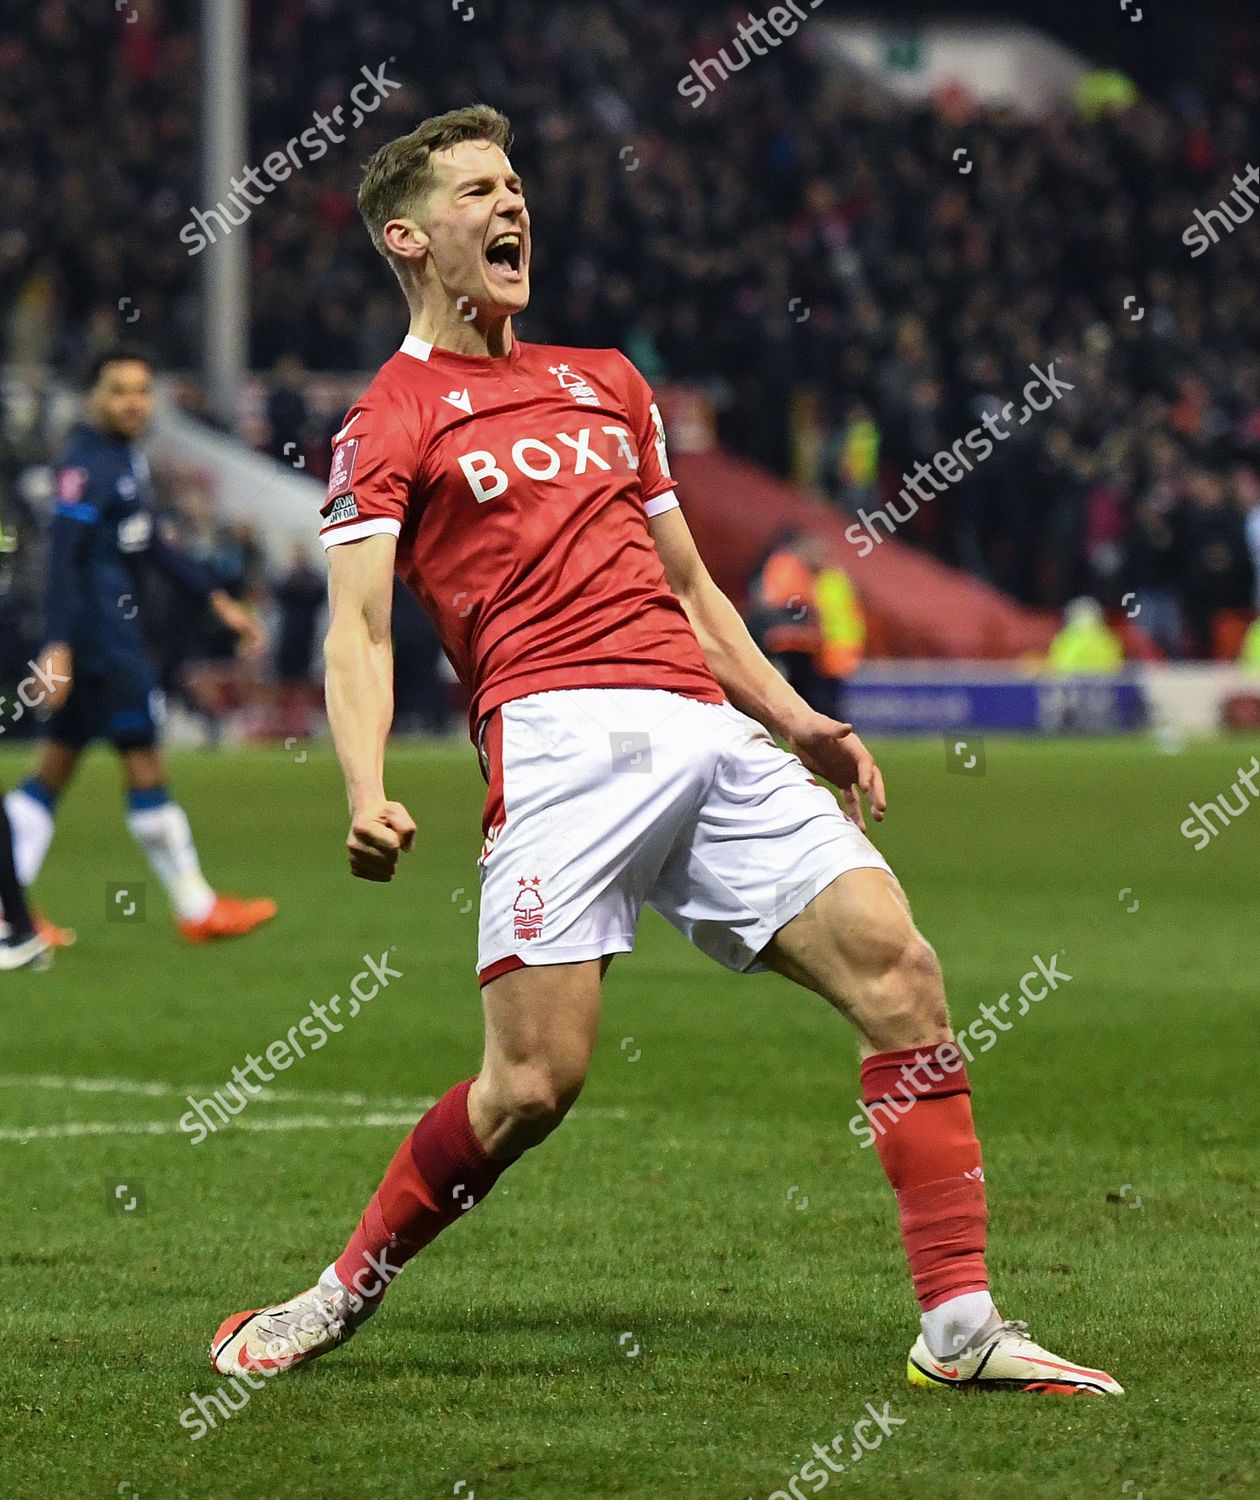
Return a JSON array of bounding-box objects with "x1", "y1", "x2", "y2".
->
[
  {"x1": 179, "y1": 894, "x2": 277, "y2": 944},
  {"x1": 34, "y1": 911, "x2": 76, "y2": 948}
]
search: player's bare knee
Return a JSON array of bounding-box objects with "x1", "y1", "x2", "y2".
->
[
  {"x1": 854, "y1": 935, "x2": 948, "y2": 1047},
  {"x1": 509, "y1": 1066, "x2": 584, "y2": 1128},
  {"x1": 481, "y1": 1062, "x2": 586, "y2": 1152}
]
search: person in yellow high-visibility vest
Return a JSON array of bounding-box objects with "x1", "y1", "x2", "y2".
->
[
  {"x1": 1240, "y1": 616, "x2": 1260, "y2": 673},
  {"x1": 748, "y1": 533, "x2": 825, "y2": 710},
  {"x1": 814, "y1": 564, "x2": 866, "y2": 720},
  {"x1": 748, "y1": 534, "x2": 865, "y2": 718},
  {"x1": 1047, "y1": 597, "x2": 1124, "y2": 674}
]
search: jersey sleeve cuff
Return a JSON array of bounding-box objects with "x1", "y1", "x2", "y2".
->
[
  {"x1": 643, "y1": 488, "x2": 679, "y2": 518},
  {"x1": 319, "y1": 517, "x2": 403, "y2": 550}
]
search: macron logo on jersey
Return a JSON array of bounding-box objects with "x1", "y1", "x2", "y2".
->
[
  {"x1": 443, "y1": 389, "x2": 474, "y2": 415},
  {"x1": 457, "y1": 425, "x2": 641, "y2": 505}
]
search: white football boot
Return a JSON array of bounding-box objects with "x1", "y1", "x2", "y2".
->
[
  {"x1": 210, "y1": 1280, "x2": 376, "y2": 1376},
  {"x1": 907, "y1": 1319, "x2": 1124, "y2": 1395},
  {"x1": 0, "y1": 933, "x2": 52, "y2": 971}
]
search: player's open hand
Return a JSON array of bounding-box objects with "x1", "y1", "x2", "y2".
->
[
  {"x1": 786, "y1": 711, "x2": 887, "y2": 833},
  {"x1": 347, "y1": 800, "x2": 417, "y2": 881}
]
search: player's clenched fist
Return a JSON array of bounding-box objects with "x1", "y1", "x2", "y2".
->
[{"x1": 347, "y1": 800, "x2": 417, "y2": 881}]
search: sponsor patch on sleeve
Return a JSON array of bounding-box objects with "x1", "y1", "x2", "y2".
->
[
  {"x1": 327, "y1": 438, "x2": 360, "y2": 498},
  {"x1": 321, "y1": 492, "x2": 359, "y2": 525}
]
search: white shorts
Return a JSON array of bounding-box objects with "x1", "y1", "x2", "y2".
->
[{"x1": 475, "y1": 687, "x2": 893, "y2": 984}]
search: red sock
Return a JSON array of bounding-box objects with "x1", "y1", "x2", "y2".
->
[
  {"x1": 860, "y1": 1043, "x2": 989, "y2": 1312},
  {"x1": 333, "y1": 1079, "x2": 505, "y2": 1304}
]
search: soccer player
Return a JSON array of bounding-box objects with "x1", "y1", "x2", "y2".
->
[
  {"x1": 210, "y1": 108, "x2": 1121, "y2": 1395},
  {"x1": 0, "y1": 794, "x2": 48, "y2": 970},
  {"x1": 2, "y1": 349, "x2": 277, "y2": 944}
]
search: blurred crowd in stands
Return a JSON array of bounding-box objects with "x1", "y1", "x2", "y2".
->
[{"x1": 2, "y1": 0, "x2": 1260, "y2": 672}]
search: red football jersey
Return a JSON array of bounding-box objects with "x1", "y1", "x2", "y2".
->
[{"x1": 319, "y1": 334, "x2": 724, "y2": 738}]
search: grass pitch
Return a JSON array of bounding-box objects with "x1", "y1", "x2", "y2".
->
[{"x1": 1, "y1": 735, "x2": 1256, "y2": 1499}]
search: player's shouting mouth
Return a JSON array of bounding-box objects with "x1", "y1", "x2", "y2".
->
[
  {"x1": 210, "y1": 104, "x2": 1122, "y2": 1400},
  {"x1": 484, "y1": 229, "x2": 525, "y2": 283}
]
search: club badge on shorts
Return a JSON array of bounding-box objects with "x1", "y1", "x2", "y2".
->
[{"x1": 513, "y1": 876, "x2": 545, "y2": 940}]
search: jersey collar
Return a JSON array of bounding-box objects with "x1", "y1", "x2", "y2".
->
[{"x1": 399, "y1": 332, "x2": 521, "y2": 366}]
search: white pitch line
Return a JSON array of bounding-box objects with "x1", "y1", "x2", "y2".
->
[
  {"x1": 0, "y1": 1074, "x2": 175, "y2": 1098},
  {"x1": 0, "y1": 1112, "x2": 425, "y2": 1143},
  {"x1": 0, "y1": 1074, "x2": 433, "y2": 1110},
  {"x1": 0, "y1": 1074, "x2": 629, "y2": 1142}
]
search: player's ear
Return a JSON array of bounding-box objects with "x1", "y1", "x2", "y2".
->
[{"x1": 384, "y1": 218, "x2": 429, "y2": 264}]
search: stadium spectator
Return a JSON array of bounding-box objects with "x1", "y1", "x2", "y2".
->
[
  {"x1": 272, "y1": 545, "x2": 326, "y2": 740},
  {"x1": 814, "y1": 559, "x2": 866, "y2": 722},
  {"x1": 747, "y1": 530, "x2": 828, "y2": 713},
  {"x1": 828, "y1": 400, "x2": 881, "y2": 515},
  {"x1": 1240, "y1": 615, "x2": 1260, "y2": 671},
  {"x1": 1238, "y1": 465, "x2": 1260, "y2": 610},
  {"x1": 265, "y1": 356, "x2": 310, "y2": 467},
  {"x1": 1176, "y1": 470, "x2": 1255, "y2": 657},
  {"x1": 1123, "y1": 493, "x2": 1185, "y2": 658},
  {"x1": 1047, "y1": 597, "x2": 1125, "y2": 674}
]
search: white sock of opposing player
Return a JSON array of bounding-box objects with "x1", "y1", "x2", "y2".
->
[
  {"x1": 125, "y1": 791, "x2": 216, "y2": 922},
  {"x1": 4, "y1": 780, "x2": 58, "y2": 886},
  {"x1": 920, "y1": 1289, "x2": 1001, "y2": 1360}
]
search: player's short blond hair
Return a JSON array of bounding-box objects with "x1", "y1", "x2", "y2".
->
[{"x1": 358, "y1": 104, "x2": 513, "y2": 281}]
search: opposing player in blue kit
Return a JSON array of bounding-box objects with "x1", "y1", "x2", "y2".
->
[{"x1": 2, "y1": 348, "x2": 277, "y2": 944}]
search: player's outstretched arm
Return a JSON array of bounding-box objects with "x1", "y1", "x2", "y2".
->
[
  {"x1": 649, "y1": 507, "x2": 886, "y2": 828},
  {"x1": 149, "y1": 525, "x2": 267, "y2": 659},
  {"x1": 324, "y1": 534, "x2": 416, "y2": 880},
  {"x1": 209, "y1": 589, "x2": 267, "y2": 660}
]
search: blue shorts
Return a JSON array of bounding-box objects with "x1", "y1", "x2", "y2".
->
[{"x1": 45, "y1": 664, "x2": 163, "y2": 751}]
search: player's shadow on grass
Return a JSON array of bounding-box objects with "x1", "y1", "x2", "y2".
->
[
  {"x1": 292, "y1": 1304, "x2": 890, "y2": 1382},
  {"x1": 391, "y1": 1303, "x2": 793, "y2": 1337}
]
